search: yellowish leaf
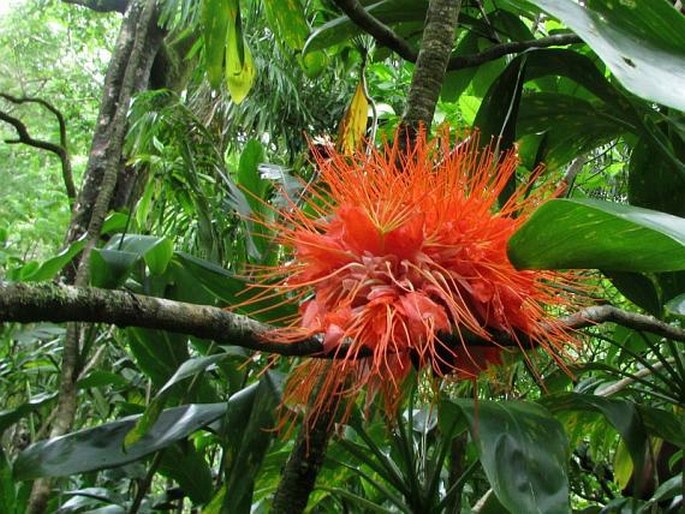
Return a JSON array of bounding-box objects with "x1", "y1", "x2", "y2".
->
[{"x1": 337, "y1": 79, "x2": 368, "y2": 155}]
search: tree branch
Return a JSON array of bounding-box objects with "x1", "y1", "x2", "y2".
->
[
  {"x1": 2, "y1": 283, "x2": 685, "y2": 354},
  {"x1": 329, "y1": 0, "x2": 581, "y2": 71},
  {"x1": 331, "y1": 0, "x2": 417, "y2": 62},
  {"x1": 446, "y1": 33, "x2": 582, "y2": 70},
  {"x1": 62, "y1": 0, "x2": 129, "y2": 13},
  {"x1": 0, "y1": 281, "x2": 324, "y2": 356},
  {"x1": 0, "y1": 93, "x2": 76, "y2": 203},
  {"x1": 402, "y1": 0, "x2": 462, "y2": 130}
]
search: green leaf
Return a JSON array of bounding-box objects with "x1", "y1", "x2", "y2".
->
[
  {"x1": 105, "y1": 234, "x2": 174, "y2": 275},
  {"x1": 303, "y1": 0, "x2": 428, "y2": 56},
  {"x1": 9, "y1": 237, "x2": 85, "y2": 282},
  {"x1": 449, "y1": 399, "x2": 571, "y2": 514},
  {"x1": 526, "y1": 0, "x2": 685, "y2": 110},
  {"x1": 665, "y1": 293, "x2": 685, "y2": 318},
  {"x1": 509, "y1": 198, "x2": 685, "y2": 272},
  {"x1": 0, "y1": 449, "x2": 17, "y2": 514},
  {"x1": 127, "y1": 328, "x2": 190, "y2": 387},
  {"x1": 90, "y1": 249, "x2": 139, "y2": 289},
  {"x1": 202, "y1": 0, "x2": 231, "y2": 89},
  {"x1": 263, "y1": 0, "x2": 309, "y2": 51},
  {"x1": 158, "y1": 443, "x2": 213, "y2": 505},
  {"x1": 221, "y1": 373, "x2": 281, "y2": 514},
  {"x1": 0, "y1": 392, "x2": 58, "y2": 435},
  {"x1": 13, "y1": 403, "x2": 229, "y2": 481},
  {"x1": 603, "y1": 271, "x2": 662, "y2": 317},
  {"x1": 541, "y1": 392, "x2": 649, "y2": 491},
  {"x1": 76, "y1": 370, "x2": 129, "y2": 390},
  {"x1": 517, "y1": 92, "x2": 625, "y2": 169}
]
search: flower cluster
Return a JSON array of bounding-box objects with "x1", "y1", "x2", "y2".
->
[{"x1": 246, "y1": 129, "x2": 581, "y2": 418}]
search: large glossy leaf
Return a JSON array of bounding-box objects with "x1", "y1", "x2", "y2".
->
[
  {"x1": 13, "y1": 403, "x2": 228, "y2": 481},
  {"x1": 526, "y1": 0, "x2": 685, "y2": 111},
  {"x1": 449, "y1": 399, "x2": 571, "y2": 514},
  {"x1": 158, "y1": 443, "x2": 213, "y2": 504},
  {"x1": 262, "y1": 0, "x2": 308, "y2": 51},
  {"x1": 517, "y1": 92, "x2": 625, "y2": 169},
  {"x1": 127, "y1": 328, "x2": 190, "y2": 387},
  {"x1": 509, "y1": 198, "x2": 685, "y2": 272}
]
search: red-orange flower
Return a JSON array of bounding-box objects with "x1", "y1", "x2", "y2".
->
[{"x1": 244, "y1": 129, "x2": 581, "y2": 418}]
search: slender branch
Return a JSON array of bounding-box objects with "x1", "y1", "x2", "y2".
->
[
  {"x1": 332, "y1": 0, "x2": 417, "y2": 62},
  {"x1": 2, "y1": 283, "x2": 685, "y2": 354},
  {"x1": 330, "y1": 0, "x2": 582, "y2": 71},
  {"x1": 560, "y1": 305, "x2": 685, "y2": 342},
  {"x1": 62, "y1": 0, "x2": 129, "y2": 13},
  {"x1": 446, "y1": 33, "x2": 582, "y2": 70},
  {"x1": 0, "y1": 93, "x2": 76, "y2": 203}
]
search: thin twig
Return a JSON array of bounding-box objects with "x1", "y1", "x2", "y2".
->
[{"x1": 0, "y1": 93, "x2": 76, "y2": 204}]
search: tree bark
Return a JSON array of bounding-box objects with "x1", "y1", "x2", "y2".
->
[
  {"x1": 64, "y1": 0, "x2": 163, "y2": 249},
  {"x1": 401, "y1": 0, "x2": 461, "y2": 131},
  {"x1": 26, "y1": 1, "x2": 163, "y2": 512},
  {"x1": 271, "y1": 407, "x2": 337, "y2": 514}
]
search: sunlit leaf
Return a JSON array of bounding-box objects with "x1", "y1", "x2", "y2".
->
[
  {"x1": 225, "y1": 1, "x2": 255, "y2": 104},
  {"x1": 202, "y1": 0, "x2": 231, "y2": 89},
  {"x1": 509, "y1": 198, "x2": 685, "y2": 272},
  {"x1": 337, "y1": 79, "x2": 369, "y2": 155},
  {"x1": 525, "y1": 0, "x2": 685, "y2": 110}
]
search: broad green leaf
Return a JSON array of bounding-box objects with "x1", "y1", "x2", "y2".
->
[
  {"x1": 629, "y1": 131, "x2": 685, "y2": 313},
  {"x1": 526, "y1": 0, "x2": 685, "y2": 111},
  {"x1": 237, "y1": 139, "x2": 267, "y2": 206},
  {"x1": 517, "y1": 92, "x2": 625, "y2": 169},
  {"x1": 158, "y1": 443, "x2": 213, "y2": 504},
  {"x1": 509, "y1": 198, "x2": 685, "y2": 272},
  {"x1": 636, "y1": 405, "x2": 685, "y2": 448},
  {"x1": 104, "y1": 233, "x2": 174, "y2": 275},
  {"x1": 450, "y1": 399, "x2": 571, "y2": 514},
  {"x1": 665, "y1": 293, "x2": 685, "y2": 318},
  {"x1": 127, "y1": 328, "x2": 190, "y2": 387},
  {"x1": 0, "y1": 449, "x2": 17, "y2": 514},
  {"x1": 221, "y1": 373, "x2": 281, "y2": 514},
  {"x1": 202, "y1": 0, "x2": 231, "y2": 89},
  {"x1": 13, "y1": 403, "x2": 229, "y2": 481},
  {"x1": 542, "y1": 392, "x2": 649, "y2": 492},
  {"x1": 0, "y1": 392, "x2": 58, "y2": 435},
  {"x1": 76, "y1": 370, "x2": 129, "y2": 390},
  {"x1": 9, "y1": 237, "x2": 85, "y2": 282},
  {"x1": 263, "y1": 0, "x2": 308, "y2": 51},
  {"x1": 90, "y1": 249, "x2": 138, "y2": 289},
  {"x1": 603, "y1": 271, "x2": 662, "y2": 317}
]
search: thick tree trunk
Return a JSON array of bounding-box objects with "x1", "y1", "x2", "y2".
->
[
  {"x1": 64, "y1": 0, "x2": 163, "y2": 249},
  {"x1": 401, "y1": 0, "x2": 461, "y2": 131}
]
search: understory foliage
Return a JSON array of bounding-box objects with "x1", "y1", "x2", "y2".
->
[{"x1": 0, "y1": 1, "x2": 684, "y2": 513}]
